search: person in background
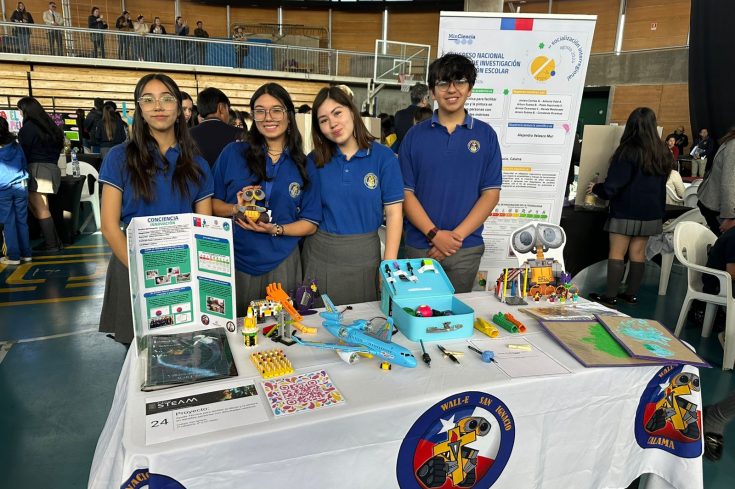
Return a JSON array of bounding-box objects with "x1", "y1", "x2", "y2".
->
[
  {"x1": 691, "y1": 128, "x2": 713, "y2": 178},
  {"x1": 189, "y1": 87, "x2": 242, "y2": 167},
  {"x1": 0, "y1": 117, "x2": 32, "y2": 265},
  {"x1": 16, "y1": 96, "x2": 65, "y2": 252},
  {"x1": 181, "y1": 92, "x2": 195, "y2": 128},
  {"x1": 84, "y1": 97, "x2": 104, "y2": 153},
  {"x1": 94, "y1": 101, "x2": 126, "y2": 158},
  {"x1": 148, "y1": 16, "x2": 166, "y2": 63},
  {"x1": 88, "y1": 6, "x2": 108, "y2": 58},
  {"x1": 232, "y1": 25, "x2": 248, "y2": 69},
  {"x1": 115, "y1": 10, "x2": 133, "y2": 60},
  {"x1": 587, "y1": 107, "x2": 671, "y2": 306},
  {"x1": 211, "y1": 83, "x2": 321, "y2": 314},
  {"x1": 241, "y1": 111, "x2": 253, "y2": 130},
  {"x1": 303, "y1": 86, "x2": 403, "y2": 306},
  {"x1": 193, "y1": 20, "x2": 208, "y2": 65},
  {"x1": 666, "y1": 134, "x2": 680, "y2": 161},
  {"x1": 98, "y1": 73, "x2": 213, "y2": 345},
  {"x1": 697, "y1": 129, "x2": 735, "y2": 236},
  {"x1": 412, "y1": 106, "x2": 433, "y2": 125},
  {"x1": 666, "y1": 167, "x2": 685, "y2": 205},
  {"x1": 394, "y1": 83, "x2": 430, "y2": 149},
  {"x1": 175, "y1": 16, "x2": 190, "y2": 63},
  {"x1": 228, "y1": 107, "x2": 240, "y2": 127},
  {"x1": 133, "y1": 14, "x2": 148, "y2": 61},
  {"x1": 400, "y1": 53, "x2": 502, "y2": 293},
  {"x1": 379, "y1": 113, "x2": 397, "y2": 151},
  {"x1": 671, "y1": 126, "x2": 689, "y2": 160},
  {"x1": 11, "y1": 2, "x2": 34, "y2": 54},
  {"x1": 703, "y1": 391, "x2": 735, "y2": 462},
  {"x1": 297, "y1": 104, "x2": 311, "y2": 114},
  {"x1": 43, "y1": 1, "x2": 64, "y2": 56}
]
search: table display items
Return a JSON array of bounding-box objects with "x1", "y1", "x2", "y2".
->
[
  {"x1": 250, "y1": 349, "x2": 294, "y2": 379},
  {"x1": 379, "y1": 259, "x2": 474, "y2": 342},
  {"x1": 262, "y1": 370, "x2": 345, "y2": 417}
]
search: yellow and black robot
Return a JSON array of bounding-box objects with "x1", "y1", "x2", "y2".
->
[{"x1": 645, "y1": 371, "x2": 701, "y2": 440}]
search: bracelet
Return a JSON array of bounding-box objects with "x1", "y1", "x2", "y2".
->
[
  {"x1": 271, "y1": 224, "x2": 283, "y2": 237},
  {"x1": 426, "y1": 227, "x2": 439, "y2": 242}
]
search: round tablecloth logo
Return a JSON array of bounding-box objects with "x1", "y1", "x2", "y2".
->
[
  {"x1": 634, "y1": 364, "x2": 702, "y2": 458},
  {"x1": 120, "y1": 469, "x2": 186, "y2": 489},
  {"x1": 397, "y1": 391, "x2": 515, "y2": 488}
]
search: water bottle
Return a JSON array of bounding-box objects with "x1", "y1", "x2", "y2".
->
[
  {"x1": 71, "y1": 149, "x2": 80, "y2": 178},
  {"x1": 584, "y1": 172, "x2": 600, "y2": 207}
]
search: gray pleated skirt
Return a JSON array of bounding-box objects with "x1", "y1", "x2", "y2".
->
[
  {"x1": 301, "y1": 229, "x2": 381, "y2": 307},
  {"x1": 604, "y1": 217, "x2": 663, "y2": 237},
  {"x1": 99, "y1": 254, "x2": 134, "y2": 344},
  {"x1": 235, "y1": 246, "x2": 302, "y2": 317}
]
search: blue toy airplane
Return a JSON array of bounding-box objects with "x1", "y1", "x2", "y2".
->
[{"x1": 292, "y1": 294, "x2": 417, "y2": 368}]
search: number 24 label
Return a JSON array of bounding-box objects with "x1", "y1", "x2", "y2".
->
[{"x1": 150, "y1": 418, "x2": 169, "y2": 428}]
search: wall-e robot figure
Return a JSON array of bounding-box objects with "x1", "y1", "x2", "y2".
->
[{"x1": 645, "y1": 371, "x2": 701, "y2": 440}]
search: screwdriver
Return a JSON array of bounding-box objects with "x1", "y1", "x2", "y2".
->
[
  {"x1": 468, "y1": 345, "x2": 496, "y2": 363},
  {"x1": 419, "y1": 339, "x2": 431, "y2": 367}
]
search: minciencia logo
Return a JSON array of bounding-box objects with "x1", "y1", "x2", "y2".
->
[{"x1": 448, "y1": 33, "x2": 476, "y2": 40}]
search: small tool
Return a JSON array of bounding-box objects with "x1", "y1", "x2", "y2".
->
[
  {"x1": 384, "y1": 264, "x2": 397, "y2": 294},
  {"x1": 437, "y1": 345, "x2": 461, "y2": 364},
  {"x1": 468, "y1": 345, "x2": 496, "y2": 363},
  {"x1": 419, "y1": 339, "x2": 431, "y2": 368},
  {"x1": 406, "y1": 262, "x2": 419, "y2": 282},
  {"x1": 393, "y1": 261, "x2": 410, "y2": 281}
]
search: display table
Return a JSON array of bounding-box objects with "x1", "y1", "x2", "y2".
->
[{"x1": 88, "y1": 293, "x2": 703, "y2": 489}]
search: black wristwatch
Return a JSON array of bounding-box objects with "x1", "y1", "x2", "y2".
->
[{"x1": 426, "y1": 227, "x2": 439, "y2": 241}]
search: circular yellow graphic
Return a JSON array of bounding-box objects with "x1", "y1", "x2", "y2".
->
[
  {"x1": 364, "y1": 173, "x2": 378, "y2": 190},
  {"x1": 289, "y1": 182, "x2": 301, "y2": 198},
  {"x1": 468, "y1": 140, "x2": 480, "y2": 153},
  {"x1": 530, "y1": 56, "x2": 556, "y2": 82}
]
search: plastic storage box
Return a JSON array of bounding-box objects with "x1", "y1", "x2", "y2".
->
[{"x1": 379, "y1": 258, "x2": 474, "y2": 342}]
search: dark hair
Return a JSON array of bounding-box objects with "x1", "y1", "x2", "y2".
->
[
  {"x1": 428, "y1": 53, "x2": 477, "y2": 90},
  {"x1": 413, "y1": 106, "x2": 433, "y2": 124},
  {"x1": 611, "y1": 107, "x2": 671, "y2": 176},
  {"x1": 101, "y1": 101, "x2": 117, "y2": 141},
  {"x1": 311, "y1": 86, "x2": 376, "y2": 167},
  {"x1": 94, "y1": 97, "x2": 104, "y2": 111},
  {"x1": 228, "y1": 107, "x2": 238, "y2": 125},
  {"x1": 380, "y1": 114, "x2": 395, "y2": 142},
  {"x1": 197, "y1": 87, "x2": 230, "y2": 118},
  {"x1": 409, "y1": 83, "x2": 429, "y2": 105},
  {"x1": 0, "y1": 117, "x2": 17, "y2": 145},
  {"x1": 181, "y1": 91, "x2": 194, "y2": 127},
  {"x1": 126, "y1": 73, "x2": 203, "y2": 202},
  {"x1": 90, "y1": 6, "x2": 99, "y2": 15},
  {"x1": 297, "y1": 104, "x2": 311, "y2": 114},
  {"x1": 16, "y1": 97, "x2": 64, "y2": 148},
  {"x1": 245, "y1": 83, "x2": 308, "y2": 186}
]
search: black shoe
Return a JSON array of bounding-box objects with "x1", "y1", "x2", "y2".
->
[
  {"x1": 617, "y1": 293, "x2": 638, "y2": 304},
  {"x1": 33, "y1": 242, "x2": 62, "y2": 253},
  {"x1": 589, "y1": 292, "x2": 617, "y2": 306},
  {"x1": 704, "y1": 432, "x2": 723, "y2": 462}
]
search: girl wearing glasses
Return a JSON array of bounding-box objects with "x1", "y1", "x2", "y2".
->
[
  {"x1": 302, "y1": 86, "x2": 404, "y2": 306},
  {"x1": 98, "y1": 73, "x2": 214, "y2": 345},
  {"x1": 212, "y1": 83, "x2": 321, "y2": 314}
]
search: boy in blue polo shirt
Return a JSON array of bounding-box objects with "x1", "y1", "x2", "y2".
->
[{"x1": 400, "y1": 53, "x2": 502, "y2": 293}]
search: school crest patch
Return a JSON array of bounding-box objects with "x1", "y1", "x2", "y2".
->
[
  {"x1": 364, "y1": 173, "x2": 378, "y2": 189},
  {"x1": 289, "y1": 182, "x2": 301, "y2": 198},
  {"x1": 120, "y1": 469, "x2": 186, "y2": 489},
  {"x1": 397, "y1": 391, "x2": 515, "y2": 488},
  {"x1": 634, "y1": 364, "x2": 702, "y2": 458},
  {"x1": 468, "y1": 140, "x2": 480, "y2": 153}
]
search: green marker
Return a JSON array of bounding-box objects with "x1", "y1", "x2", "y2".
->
[{"x1": 492, "y1": 313, "x2": 518, "y2": 333}]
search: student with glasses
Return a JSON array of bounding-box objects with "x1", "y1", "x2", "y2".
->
[
  {"x1": 98, "y1": 74, "x2": 214, "y2": 345},
  {"x1": 302, "y1": 86, "x2": 404, "y2": 306},
  {"x1": 211, "y1": 83, "x2": 321, "y2": 314},
  {"x1": 400, "y1": 53, "x2": 502, "y2": 293}
]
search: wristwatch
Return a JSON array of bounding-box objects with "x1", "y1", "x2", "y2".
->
[{"x1": 425, "y1": 227, "x2": 439, "y2": 241}]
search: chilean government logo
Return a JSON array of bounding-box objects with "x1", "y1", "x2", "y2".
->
[
  {"x1": 397, "y1": 391, "x2": 515, "y2": 488},
  {"x1": 634, "y1": 364, "x2": 703, "y2": 458}
]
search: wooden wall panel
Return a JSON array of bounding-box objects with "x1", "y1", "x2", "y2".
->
[
  {"x1": 180, "y1": 1, "x2": 228, "y2": 38},
  {"x1": 195, "y1": 74, "x2": 326, "y2": 110},
  {"x1": 387, "y1": 12, "x2": 439, "y2": 59},
  {"x1": 554, "y1": 0, "x2": 619, "y2": 53},
  {"x1": 610, "y1": 83, "x2": 690, "y2": 141},
  {"x1": 282, "y1": 8, "x2": 329, "y2": 28},
  {"x1": 331, "y1": 11, "x2": 382, "y2": 53},
  {"x1": 230, "y1": 7, "x2": 277, "y2": 31},
  {"x1": 125, "y1": 0, "x2": 177, "y2": 29},
  {"x1": 623, "y1": 0, "x2": 690, "y2": 51}
]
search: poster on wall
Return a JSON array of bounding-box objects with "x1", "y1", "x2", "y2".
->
[
  {"x1": 127, "y1": 213, "x2": 237, "y2": 342},
  {"x1": 437, "y1": 12, "x2": 596, "y2": 280}
]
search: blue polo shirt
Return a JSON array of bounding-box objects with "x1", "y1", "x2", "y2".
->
[
  {"x1": 313, "y1": 141, "x2": 404, "y2": 234},
  {"x1": 400, "y1": 111, "x2": 502, "y2": 249},
  {"x1": 99, "y1": 142, "x2": 214, "y2": 225},
  {"x1": 212, "y1": 141, "x2": 321, "y2": 276}
]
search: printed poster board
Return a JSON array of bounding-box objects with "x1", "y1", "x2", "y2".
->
[
  {"x1": 437, "y1": 12, "x2": 596, "y2": 281},
  {"x1": 127, "y1": 213, "x2": 237, "y2": 344}
]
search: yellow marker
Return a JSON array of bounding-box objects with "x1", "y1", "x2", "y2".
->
[
  {"x1": 523, "y1": 267, "x2": 528, "y2": 298},
  {"x1": 474, "y1": 317, "x2": 499, "y2": 338},
  {"x1": 503, "y1": 268, "x2": 508, "y2": 301}
]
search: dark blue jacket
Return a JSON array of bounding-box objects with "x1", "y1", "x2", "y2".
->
[
  {"x1": 18, "y1": 120, "x2": 63, "y2": 164},
  {"x1": 0, "y1": 141, "x2": 28, "y2": 190},
  {"x1": 592, "y1": 156, "x2": 667, "y2": 220}
]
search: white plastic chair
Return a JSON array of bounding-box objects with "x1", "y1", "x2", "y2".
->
[
  {"x1": 78, "y1": 162, "x2": 101, "y2": 232},
  {"x1": 683, "y1": 185, "x2": 699, "y2": 208},
  {"x1": 657, "y1": 208, "x2": 706, "y2": 295},
  {"x1": 665, "y1": 185, "x2": 685, "y2": 206},
  {"x1": 673, "y1": 222, "x2": 735, "y2": 370}
]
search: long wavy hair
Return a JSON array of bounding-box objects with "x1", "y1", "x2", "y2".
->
[
  {"x1": 126, "y1": 73, "x2": 203, "y2": 202},
  {"x1": 311, "y1": 86, "x2": 375, "y2": 168},
  {"x1": 245, "y1": 83, "x2": 309, "y2": 187},
  {"x1": 101, "y1": 101, "x2": 118, "y2": 141},
  {"x1": 611, "y1": 107, "x2": 671, "y2": 176},
  {"x1": 16, "y1": 96, "x2": 64, "y2": 148}
]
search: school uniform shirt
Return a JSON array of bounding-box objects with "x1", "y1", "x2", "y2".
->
[
  {"x1": 98, "y1": 142, "x2": 213, "y2": 225},
  {"x1": 313, "y1": 141, "x2": 403, "y2": 234},
  {"x1": 400, "y1": 111, "x2": 502, "y2": 249},
  {"x1": 18, "y1": 120, "x2": 63, "y2": 164},
  {"x1": 212, "y1": 142, "x2": 322, "y2": 276},
  {"x1": 0, "y1": 142, "x2": 28, "y2": 189}
]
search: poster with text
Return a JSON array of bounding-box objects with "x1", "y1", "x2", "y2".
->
[
  {"x1": 127, "y1": 214, "x2": 237, "y2": 343},
  {"x1": 438, "y1": 12, "x2": 596, "y2": 280}
]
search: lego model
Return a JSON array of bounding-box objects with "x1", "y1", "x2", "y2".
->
[
  {"x1": 292, "y1": 294, "x2": 417, "y2": 368},
  {"x1": 249, "y1": 299, "x2": 282, "y2": 323},
  {"x1": 241, "y1": 307, "x2": 258, "y2": 347},
  {"x1": 291, "y1": 278, "x2": 319, "y2": 315},
  {"x1": 236, "y1": 187, "x2": 269, "y2": 223},
  {"x1": 250, "y1": 349, "x2": 294, "y2": 379}
]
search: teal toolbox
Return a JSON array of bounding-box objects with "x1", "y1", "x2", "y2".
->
[{"x1": 379, "y1": 258, "x2": 474, "y2": 342}]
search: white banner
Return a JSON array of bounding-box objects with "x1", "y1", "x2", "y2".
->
[{"x1": 438, "y1": 12, "x2": 596, "y2": 279}]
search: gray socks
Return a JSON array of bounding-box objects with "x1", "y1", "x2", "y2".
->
[
  {"x1": 38, "y1": 217, "x2": 61, "y2": 248},
  {"x1": 626, "y1": 261, "x2": 646, "y2": 296},
  {"x1": 605, "y1": 259, "x2": 626, "y2": 297}
]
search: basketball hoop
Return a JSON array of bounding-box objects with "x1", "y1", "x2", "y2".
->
[{"x1": 398, "y1": 73, "x2": 414, "y2": 93}]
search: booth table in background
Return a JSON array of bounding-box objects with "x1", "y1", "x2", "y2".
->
[{"x1": 88, "y1": 294, "x2": 702, "y2": 489}]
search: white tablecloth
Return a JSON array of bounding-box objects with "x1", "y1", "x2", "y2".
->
[{"x1": 88, "y1": 293, "x2": 703, "y2": 489}]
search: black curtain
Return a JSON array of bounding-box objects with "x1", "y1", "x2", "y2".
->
[{"x1": 690, "y1": 0, "x2": 735, "y2": 143}]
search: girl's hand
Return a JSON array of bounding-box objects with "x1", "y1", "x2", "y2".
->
[{"x1": 586, "y1": 182, "x2": 595, "y2": 194}]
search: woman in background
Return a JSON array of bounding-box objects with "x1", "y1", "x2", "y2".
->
[
  {"x1": 181, "y1": 92, "x2": 195, "y2": 128},
  {"x1": 88, "y1": 6, "x2": 108, "y2": 58},
  {"x1": 697, "y1": 129, "x2": 735, "y2": 236},
  {"x1": 95, "y1": 101, "x2": 127, "y2": 158},
  {"x1": 302, "y1": 86, "x2": 404, "y2": 306},
  {"x1": 17, "y1": 96, "x2": 64, "y2": 252},
  {"x1": 98, "y1": 73, "x2": 213, "y2": 345},
  {"x1": 587, "y1": 107, "x2": 671, "y2": 306}
]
